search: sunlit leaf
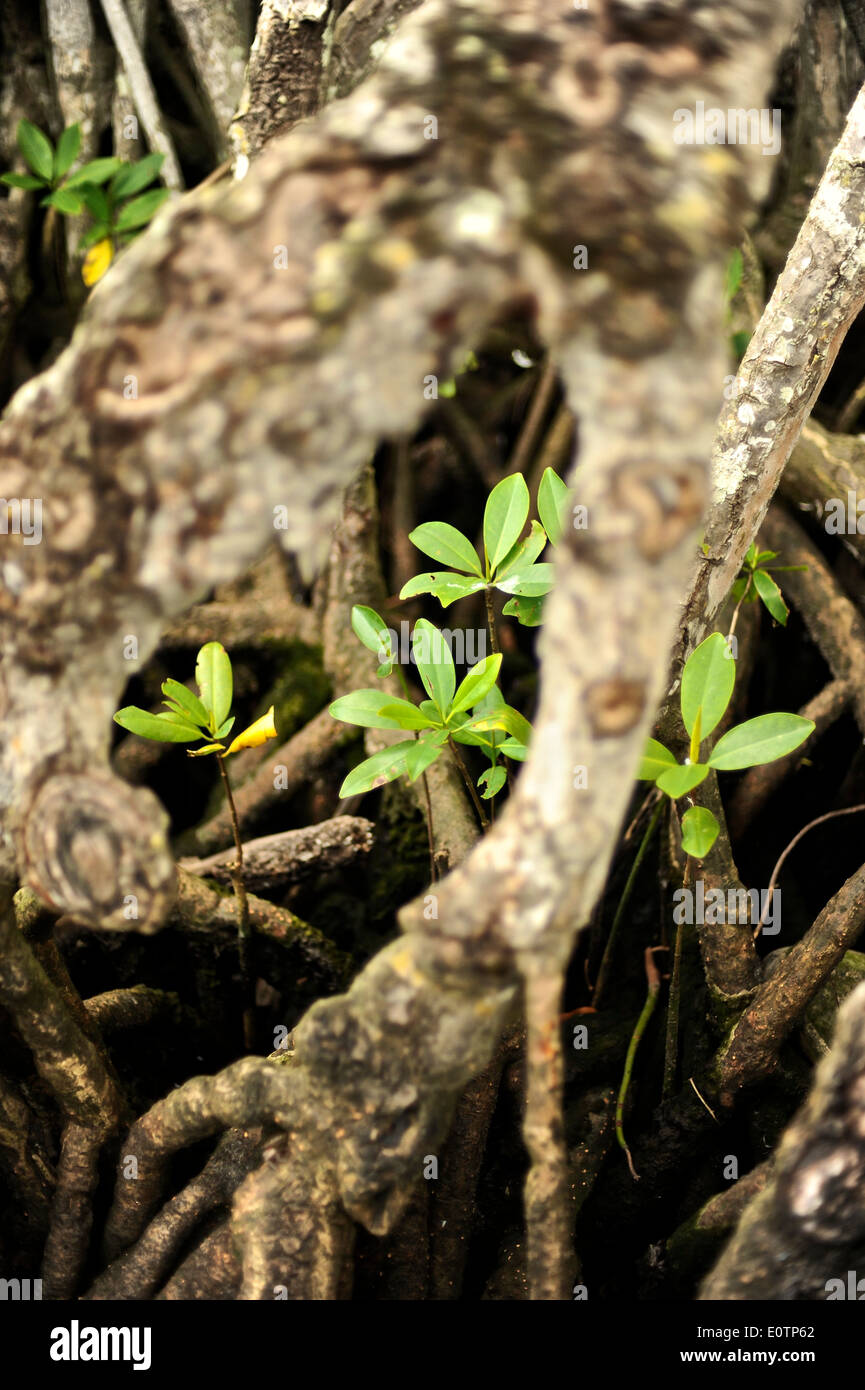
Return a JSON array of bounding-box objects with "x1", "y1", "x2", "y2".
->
[
  {"x1": 329, "y1": 690, "x2": 410, "y2": 729},
  {"x1": 399, "y1": 571, "x2": 487, "y2": 608},
  {"x1": 502, "y1": 594, "x2": 545, "y2": 627},
  {"x1": 681, "y1": 806, "x2": 719, "y2": 858},
  {"x1": 537, "y1": 468, "x2": 569, "y2": 546},
  {"x1": 636, "y1": 738, "x2": 677, "y2": 781},
  {"x1": 377, "y1": 698, "x2": 438, "y2": 730},
  {"x1": 412, "y1": 619, "x2": 455, "y2": 715},
  {"x1": 162, "y1": 678, "x2": 209, "y2": 728},
  {"x1": 753, "y1": 568, "x2": 788, "y2": 625},
  {"x1": 351, "y1": 605, "x2": 394, "y2": 667},
  {"x1": 113, "y1": 706, "x2": 203, "y2": 743},
  {"x1": 708, "y1": 714, "x2": 815, "y2": 771},
  {"x1": 495, "y1": 563, "x2": 554, "y2": 597},
  {"x1": 195, "y1": 641, "x2": 233, "y2": 729},
  {"x1": 479, "y1": 765, "x2": 507, "y2": 799},
  {"x1": 484, "y1": 473, "x2": 530, "y2": 575},
  {"x1": 495, "y1": 521, "x2": 547, "y2": 582},
  {"x1": 656, "y1": 763, "x2": 709, "y2": 798},
  {"x1": 408, "y1": 521, "x2": 483, "y2": 576},
  {"x1": 339, "y1": 741, "x2": 418, "y2": 797},
  {"x1": 681, "y1": 632, "x2": 735, "y2": 740},
  {"x1": 449, "y1": 653, "x2": 503, "y2": 718}
]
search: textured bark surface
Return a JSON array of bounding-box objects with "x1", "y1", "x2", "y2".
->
[
  {"x1": 671, "y1": 80, "x2": 865, "y2": 679},
  {"x1": 702, "y1": 980, "x2": 865, "y2": 1299}
]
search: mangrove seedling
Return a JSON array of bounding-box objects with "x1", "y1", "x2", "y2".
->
[{"x1": 114, "y1": 641, "x2": 277, "y2": 1047}]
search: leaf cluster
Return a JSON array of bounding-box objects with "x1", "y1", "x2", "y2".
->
[
  {"x1": 638, "y1": 633, "x2": 814, "y2": 857},
  {"x1": 2, "y1": 120, "x2": 170, "y2": 283},
  {"x1": 114, "y1": 642, "x2": 278, "y2": 758},
  {"x1": 330, "y1": 613, "x2": 531, "y2": 799},
  {"x1": 400, "y1": 467, "x2": 568, "y2": 628}
]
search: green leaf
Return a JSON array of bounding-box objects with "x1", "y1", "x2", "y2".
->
[
  {"x1": 329, "y1": 690, "x2": 408, "y2": 730},
  {"x1": 656, "y1": 763, "x2": 709, "y2": 798},
  {"x1": 399, "y1": 572, "x2": 488, "y2": 608},
  {"x1": 350, "y1": 605, "x2": 394, "y2": 666},
  {"x1": 377, "y1": 698, "x2": 438, "y2": 730},
  {"x1": 186, "y1": 742, "x2": 225, "y2": 757},
  {"x1": 725, "y1": 247, "x2": 743, "y2": 302},
  {"x1": 479, "y1": 765, "x2": 507, "y2": 799},
  {"x1": 502, "y1": 594, "x2": 545, "y2": 627},
  {"x1": 339, "y1": 741, "x2": 418, "y2": 797},
  {"x1": 111, "y1": 153, "x2": 164, "y2": 200},
  {"x1": 537, "y1": 468, "x2": 569, "y2": 546},
  {"x1": 404, "y1": 740, "x2": 443, "y2": 782},
  {"x1": 195, "y1": 642, "x2": 233, "y2": 729},
  {"x1": 753, "y1": 568, "x2": 788, "y2": 625},
  {"x1": 42, "y1": 188, "x2": 84, "y2": 215},
  {"x1": 731, "y1": 330, "x2": 750, "y2": 359},
  {"x1": 681, "y1": 806, "x2": 719, "y2": 858},
  {"x1": 500, "y1": 738, "x2": 528, "y2": 762},
  {"x1": 495, "y1": 562, "x2": 554, "y2": 597},
  {"x1": 114, "y1": 706, "x2": 203, "y2": 743},
  {"x1": 681, "y1": 633, "x2": 735, "y2": 741},
  {"x1": 63, "y1": 157, "x2": 124, "y2": 188},
  {"x1": 708, "y1": 714, "x2": 815, "y2": 771},
  {"x1": 637, "y1": 738, "x2": 677, "y2": 781},
  {"x1": 1, "y1": 172, "x2": 46, "y2": 189},
  {"x1": 412, "y1": 619, "x2": 455, "y2": 715},
  {"x1": 449, "y1": 653, "x2": 503, "y2": 718},
  {"x1": 77, "y1": 185, "x2": 110, "y2": 222},
  {"x1": 54, "y1": 124, "x2": 81, "y2": 180},
  {"x1": 80, "y1": 223, "x2": 111, "y2": 249},
  {"x1": 756, "y1": 550, "x2": 778, "y2": 565},
  {"x1": 115, "y1": 186, "x2": 170, "y2": 231},
  {"x1": 465, "y1": 703, "x2": 532, "y2": 746},
  {"x1": 485, "y1": 473, "x2": 530, "y2": 575},
  {"x1": 408, "y1": 521, "x2": 483, "y2": 576},
  {"x1": 215, "y1": 716, "x2": 236, "y2": 739},
  {"x1": 162, "y1": 678, "x2": 209, "y2": 728},
  {"x1": 17, "y1": 120, "x2": 53, "y2": 181},
  {"x1": 495, "y1": 521, "x2": 547, "y2": 582}
]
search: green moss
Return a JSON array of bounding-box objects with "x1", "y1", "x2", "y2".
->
[{"x1": 256, "y1": 638, "x2": 330, "y2": 739}]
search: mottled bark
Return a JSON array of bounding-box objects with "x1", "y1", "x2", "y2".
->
[
  {"x1": 761, "y1": 504, "x2": 865, "y2": 733},
  {"x1": 672, "y1": 80, "x2": 865, "y2": 677},
  {"x1": 180, "y1": 814, "x2": 373, "y2": 891},
  {"x1": 713, "y1": 860, "x2": 865, "y2": 1102},
  {"x1": 703, "y1": 980, "x2": 865, "y2": 1299}
]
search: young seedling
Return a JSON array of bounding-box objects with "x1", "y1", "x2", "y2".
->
[
  {"x1": 637, "y1": 631, "x2": 814, "y2": 858},
  {"x1": 728, "y1": 541, "x2": 806, "y2": 634},
  {"x1": 1, "y1": 119, "x2": 170, "y2": 286},
  {"x1": 114, "y1": 641, "x2": 277, "y2": 1048},
  {"x1": 603, "y1": 632, "x2": 814, "y2": 1151},
  {"x1": 330, "y1": 615, "x2": 531, "y2": 834},
  {"x1": 399, "y1": 472, "x2": 557, "y2": 647}
]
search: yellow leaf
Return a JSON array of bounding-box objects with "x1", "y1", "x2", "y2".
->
[
  {"x1": 225, "y1": 706, "x2": 278, "y2": 756},
  {"x1": 82, "y1": 238, "x2": 114, "y2": 287}
]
